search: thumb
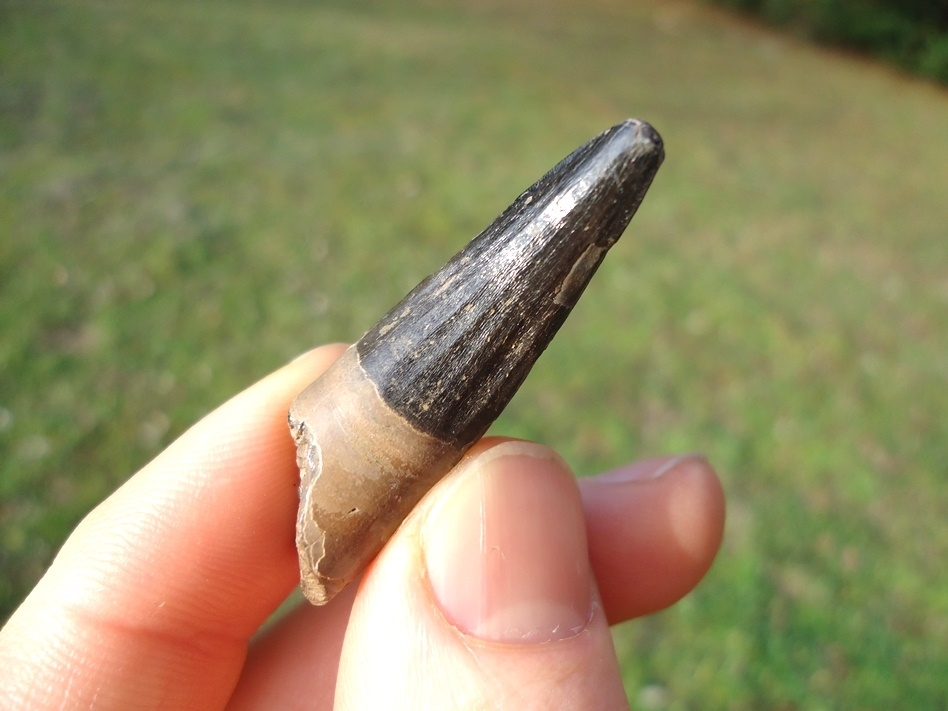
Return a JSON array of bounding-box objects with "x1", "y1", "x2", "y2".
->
[{"x1": 335, "y1": 440, "x2": 628, "y2": 710}]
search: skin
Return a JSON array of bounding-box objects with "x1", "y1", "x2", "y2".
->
[{"x1": 0, "y1": 344, "x2": 725, "y2": 710}]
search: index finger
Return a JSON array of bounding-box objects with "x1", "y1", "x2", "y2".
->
[{"x1": 0, "y1": 345, "x2": 346, "y2": 710}]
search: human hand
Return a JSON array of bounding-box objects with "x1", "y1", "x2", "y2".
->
[{"x1": 0, "y1": 344, "x2": 725, "y2": 710}]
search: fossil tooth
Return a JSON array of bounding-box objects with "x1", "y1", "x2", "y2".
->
[{"x1": 289, "y1": 119, "x2": 664, "y2": 605}]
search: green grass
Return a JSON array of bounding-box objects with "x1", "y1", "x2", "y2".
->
[{"x1": 2, "y1": 0, "x2": 947, "y2": 707}]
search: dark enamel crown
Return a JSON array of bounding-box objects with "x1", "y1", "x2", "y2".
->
[{"x1": 356, "y1": 119, "x2": 665, "y2": 445}]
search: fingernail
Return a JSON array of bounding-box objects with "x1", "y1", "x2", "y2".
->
[
  {"x1": 594, "y1": 453, "x2": 709, "y2": 484},
  {"x1": 423, "y1": 442, "x2": 592, "y2": 643}
]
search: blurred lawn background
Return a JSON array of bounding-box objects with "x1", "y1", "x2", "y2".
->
[{"x1": 2, "y1": 0, "x2": 946, "y2": 707}]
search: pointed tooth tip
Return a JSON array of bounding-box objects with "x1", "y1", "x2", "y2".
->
[{"x1": 615, "y1": 117, "x2": 664, "y2": 157}]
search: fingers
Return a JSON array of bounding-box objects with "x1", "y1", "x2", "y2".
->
[
  {"x1": 225, "y1": 583, "x2": 360, "y2": 711},
  {"x1": 239, "y1": 440, "x2": 725, "y2": 710},
  {"x1": 335, "y1": 440, "x2": 629, "y2": 710},
  {"x1": 0, "y1": 345, "x2": 349, "y2": 710},
  {"x1": 581, "y1": 455, "x2": 726, "y2": 623},
  {"x1": 0, "y1": 332, "x2": 727, "y2": 711}
]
